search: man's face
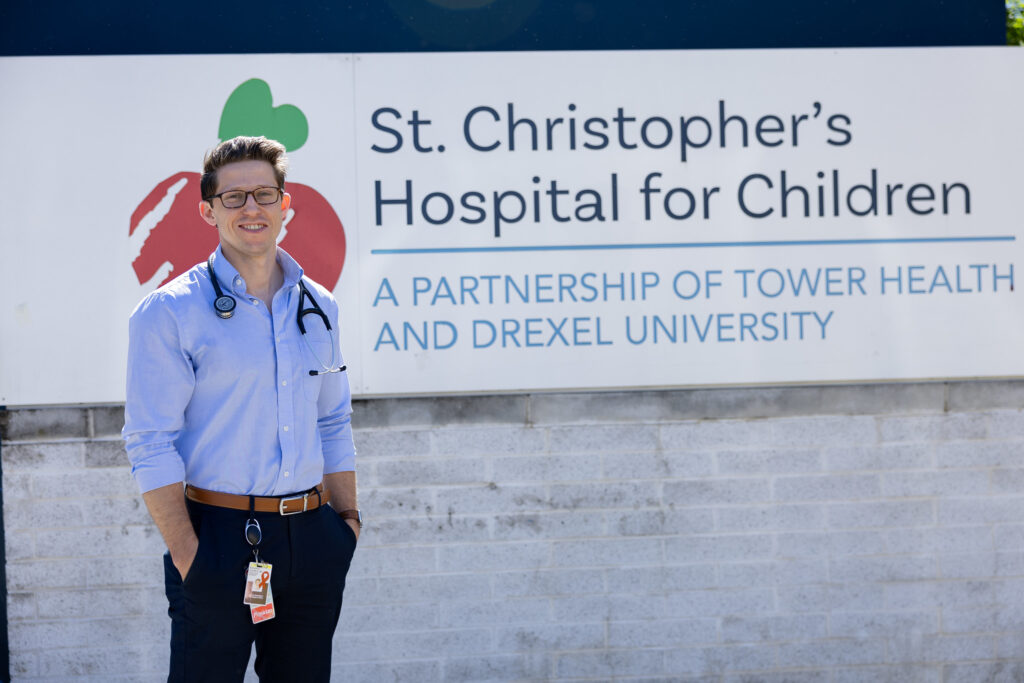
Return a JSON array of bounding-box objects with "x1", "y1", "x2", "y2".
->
[{"x1": 199, "y1": 159, "x2": 291, "y2": 263}]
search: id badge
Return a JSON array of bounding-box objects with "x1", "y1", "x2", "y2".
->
[
  {"x1": 243, "y1": 562, "x2": 272, "y2": 606},
  {"x1": 251, "y1": 582, "x2": 276, "y2": 623}
]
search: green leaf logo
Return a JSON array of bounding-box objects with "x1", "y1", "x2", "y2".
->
[{"x1": 218, "y1": 79, "x2": 308, "y2": 152}]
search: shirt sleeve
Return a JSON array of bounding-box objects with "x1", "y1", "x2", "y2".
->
[
  {"x1": 122, "y1": 292, "x2": 196, "y2": 493},
  {"x1": 316, "y1": 298, "x2": 356, "y2": 473}
]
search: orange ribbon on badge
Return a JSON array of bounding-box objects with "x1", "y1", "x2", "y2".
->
[{"x1": 258, "y1": 571, "x2": 269, "y2": 589}]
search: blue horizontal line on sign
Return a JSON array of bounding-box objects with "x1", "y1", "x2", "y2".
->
[{"x1": 370, "y1": 235, "x2": 1016, "y2": 255}]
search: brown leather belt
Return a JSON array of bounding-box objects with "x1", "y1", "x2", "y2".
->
[{"x1": 185, "y1": 483, "x2": 329, "y2": 515}]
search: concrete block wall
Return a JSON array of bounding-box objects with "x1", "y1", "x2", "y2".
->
[{"x1": 2, "y1": 380, "x2": 1024, "y2": 681}]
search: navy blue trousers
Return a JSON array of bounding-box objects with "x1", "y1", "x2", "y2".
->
[{"x1": 163, "y1": 498, "x2": 357, "y2": 682}]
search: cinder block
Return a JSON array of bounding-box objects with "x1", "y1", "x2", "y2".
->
[
  {"x1": 491, "y1": 568, "x2": 605, "y2": 598},
  {"x1": 376, "y1": 573, "x2": 491, "y2": 604},
  {"x1": 433, "y1": 482, "x2": 549, "y2": 515},
  {"x1": 491, "y1": 453, "x2": 601, "y2": 483},
  {"x1": 605, "y1": 564, "x2": 716, "y2": 594},
  {"x1": 440, "y1": 597, "x2": 551, "y2": 628},
  {"x1": 935, "y1": 441, "x2": 1019, "y2": 469},
  {"x1": 84, "y1": 440, "x2": 128, "y2": 468},
  {"x1": 665, "y1": 534, "x2": 774, "y2": 563},
  {"x1": 2, "y1": 442, "x2": 84, "y2": 471},
  {"x1": 375, "y1": 457, "x2": 487, "y2": 486},
  {"x1": 725, "y1": 672, "x2": 830, "y2": 683},
  {"x1": 8, "y1": 616, "x2": 164, "y2": 651},
  {"x1": 353, "y1": 428, "x2": 432, "y2": 459},
  {"x1": 493, "y1": 510, "x2": 607, "y2": 541},
  {"x1": 613, "y1": 508, "x2": 714, "y2": 536},
  {"x1": 348, "y1": 545, "x2": 436, "y2": 577},
  {"x1": 990, "y1": 469, "x2": 1024, "y2": 494},
  {"x1": 830, "y1": 556, "x2": 937, "y2": 583},
  {"x1": 824, "y1": 443, "x2": 934, "y2": 472},
  {"x1": 987, "y1": 410, "x2": 1024, "y2": 441},
  {"x1": 661, "y1": 420, "x2": 775, "y2": 452},
  {"x1": 667, "y1": 588, "x2": 775, "y2": 618},
  {"x1": 774, "y1": 474, "x2": 880, "y2": 502},
  {"x1": 370, "y1": 514, "x2": 491, "y2": 545},
  {"x1": 333, "y1": 628, "x2": 491, "y2": 662},
  {"x1": 770, "y1": 416, "x2": 877, "y2": 448},
  {"x1": 360, "y1": 485, "x2": 435, "y2": 517},
  {"x1": 7, "y1": 559, "x2": 81, "y2": 591},
  {"x1": 336, "y1": 602, "x2": 439, "y2": 632},
  {"x1": 826, "y1": 500, "x2": 934, "y2": 529},
  {"x1": 886, "y1": 527, "x2": 993, "y2": 555},
  {"x1": 81, "y1": 496, "x2": 152, "y2": 526},
  {"x1": 555, "y1": 649, "x2": 664, "y2": 678},
  {"x1": 776, "y1": 638, "x2": 887, "y2": 667},
  {"x1": 833, "y1": 665, "x2": 942, "y2": 683},
  {"x1": 607, "y1": 618, "x2": 718, "y2": 648},
  {"x1": 2, "y1": 471, "x2": 33, "y2": 501},
  {"x1": 551, "y1": 593, "x2": 670, "y2": 622},
  {"x1": 445, "y1": 654, "x2": 549, "y2": 682},
  {"x1": 5, "y1": 528, "x2": 35, "y2": 561},
  {"x1": 718, "y1": 558, "x2": 828, "y2": 588},
  {"x1": 354, "y1": 394, "x2": 527, "y2": 428},
  {"x1": 717, "y1": 504, "x2": 825, "y2": 532},
  {"x1": 433, "y1": 425, "x2": 545, "y2": 456},
  {"x1": 436, "y1": 541, "x2": 549, "y2": 572},
  {"x1": 603, "y1": 451, "x2": 716, "y2": 478},
  {"x1": 879, "y1": 414, "x2": 987, "y2": 443},
  {"x1": 1, "y1": 407, "x2": 88, "y2": 441},
  {"x1": 548, "y1": 424, "x2": 659, "y2": 454},
  {"x1": 885, "y1": 580, "x2": 995, "y2": 611},
  {"x1": 329, "y1": 660, "x2": 442, "y2": 683},
  {"x1": 90, "y1": 406, "x2": 126, "y2": 437},
  {"x1": 9, "y1": 651, "x2": 36, "y2": 678},
  {"x1": 881, "y1": 470, "x2": 989, "y2": 497},
  {"x1": 947, "y1": 380, "x2": 1024, "y2": 412},
  {"x1": 7, "y1": 591, "x2": 36, "y2": 620},
  {"x1": 721, "y1": 615, "x2": 829, "y2": 643},
  {"x1": 939, "y1": 553, "x2": 996, "y2": 579},
  {"x1": 717, "y1": 448, "x2": 821, "y2": 475},
  {"x1": 888, "y1": 633, "x2": 996, "y2": 664},
  {"x1": 548, "y1": 481, "x2": 661, "y2": 510},
  {"x1": 995, "y1": 632, "x2": 1024, "y2": 658},
  {"x1": 665, "y1": 644, "x2": 778, "y2": 676},
  {"x1": 85, "y1": 555, "x2": 165, "y2": 588},
  {"x1": 776, "y1": 530, "x2": 887, "y2": 558},
  {"x1": 940, "y1": 606, "x2": 998, "y2": 633},
  {"x1": 3, "y1": 499, "x2": 85, "y2": 530},
  {"x1": 992, "y1": 578, "x2": 1024, "y2": 606},
  {"x1": 38, "y1": 646, "x2": 156, "y2": 677},
  {"x1": 31, "y1": 468, "x2": 138, "y2": 499},
  {"x1": 995, "y1": 552, "x2": 1024, "y2": 577},
  {"x1": 995, "y1": 525, "x2": 1024, "y2": 550},
  {"x1": 664, "y1": 478, "x2": 772, "y2": 506},
  {"x1": 942, "y1": 662, "x2": 1024, "y2": 683},
  {"x1": 938, "y1": 497, "x2": 1024, "y2": 525},
  {"x1": 494, "y1": 622, "x2": 605, "y2": 652},
  {"x1": 33, "y1": 525, "x2": 165, "y2": 560},
  {"x1": 829, "y1": 612, "x2": 938, "y2": 638},
  {"x1": 777, "y1": 583, "x2": 886, "y2": 613}
]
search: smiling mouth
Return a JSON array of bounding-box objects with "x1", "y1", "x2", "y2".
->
[{"x1": 239, "y1": 223, "x2": 267, "y2": 232}]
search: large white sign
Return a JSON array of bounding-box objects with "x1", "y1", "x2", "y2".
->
[{"x1": 1, "y1": 49, "x2": 1021, "y2": 405}]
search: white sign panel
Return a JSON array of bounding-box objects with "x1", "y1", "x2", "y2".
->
[{"x1": 0, "y1": 49, "x2": 1021, "y2": 405}]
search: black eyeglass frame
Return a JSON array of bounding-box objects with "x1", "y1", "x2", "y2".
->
[{"x1": 204, "y1": 186, "x2": 284, "y2": 209}]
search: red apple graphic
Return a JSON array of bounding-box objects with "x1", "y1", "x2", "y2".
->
[{"x1": 129, "y1": 79, "x2": 346, "y2": 290}]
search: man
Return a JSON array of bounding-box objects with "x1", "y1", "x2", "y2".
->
[{"x1": 123, "y1": 136, "x2": 359, "y2": 682}]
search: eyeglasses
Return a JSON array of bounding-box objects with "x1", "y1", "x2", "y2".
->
[{"x1": 205, "y1": 187, "x2": 283, "y2": 209}]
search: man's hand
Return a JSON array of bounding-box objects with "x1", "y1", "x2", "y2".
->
[
  {"x1": 325, "y1": 470, "x2": 359, "y2": 543},
  {"x1": 344, "y1": 517, "x2": 360, "y2": 541},
  {"x1": 142, "y1": 482, "x2": 200, "y2": 581}
]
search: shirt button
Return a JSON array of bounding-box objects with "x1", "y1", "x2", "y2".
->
[
  {"x1": 281, "y1": 380, "x2": 287, "y2": 386},
  {"x1": 284, "y1": 471, "x2": 290, "y2": 477},
  {"x1": 283, "y1": 425, "x2": 290, "y2": 432}
]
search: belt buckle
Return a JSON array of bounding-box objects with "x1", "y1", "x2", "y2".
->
[{"x1": 278, "y1": 493, "x2": 308, "y2": 515}]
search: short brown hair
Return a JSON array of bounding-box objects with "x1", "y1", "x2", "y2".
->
[{"x1": 201, "y1": 136, "x2": 289, "y2": 201}]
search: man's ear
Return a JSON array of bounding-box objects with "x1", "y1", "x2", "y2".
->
[
  {"x1": 199, "y1": 199, "x2": 218, "y2": 227},
  {"x1": 281, "y1": 192, "x2": 291, "y2": 214}
]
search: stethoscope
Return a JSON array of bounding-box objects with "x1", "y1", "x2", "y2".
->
[{"x1": 207, "y1": 255, "x2": 347, "y2": 377}]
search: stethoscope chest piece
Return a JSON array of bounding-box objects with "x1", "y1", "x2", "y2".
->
[{"x1": 214, "y1": 295, "x2": 236, "y2": 319}]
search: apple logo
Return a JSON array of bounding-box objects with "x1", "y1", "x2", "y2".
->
[{"x1": 129, "y1": 79, "x2": 346, "y2": 290}]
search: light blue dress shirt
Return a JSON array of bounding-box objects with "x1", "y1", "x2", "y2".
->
[{"x1": 123, "y1": 246, "x2": 355, "y2": 496}]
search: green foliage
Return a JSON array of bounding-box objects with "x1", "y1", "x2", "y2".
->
[{"x1": 1009, "y1": 0, "x2": 1024, "y2": 45}]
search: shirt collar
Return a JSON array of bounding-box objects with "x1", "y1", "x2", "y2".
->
[{"x1": 209, "y1": 246, "x2": 305, "y2": 296}]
